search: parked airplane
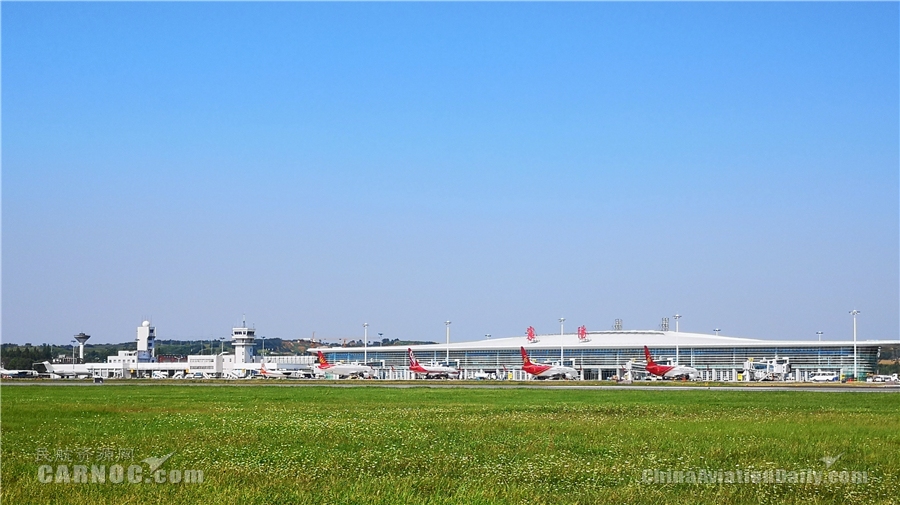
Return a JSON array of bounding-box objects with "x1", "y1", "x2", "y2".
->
[
  {"x1": 643, "y1": 346, "x2": 698, "y2": 379},
  {"x1": 520, "y1": 347, "x2": 578, "y2": 380},
  {"x1": 407, "y1": 348, "x2": 460, "y2": 379},
  {"x1": 259, "y1": 361, "x2": 296, "y2": 379},
  {"x1": 313, "y1": 352, "x2": 374, "y2": 378},
  {"x1": 40, "y1": 361, "x2": 91, "y2": 378},
  {"x1": 0, "y1": 368, "x2": 38, "y2": 378}
]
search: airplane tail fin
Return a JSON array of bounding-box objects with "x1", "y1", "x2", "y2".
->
[
  {"x1": 317, "y1": 351, "x2": 329, "y2": 366},
  {"x1": 643, "y1": 346, "x2": 655, "y2": 365},
  {"x1": 407, "y1": 348, "x2": 419, "y2": 367},
  {"x1": 260, "y1": 361, "x2": 269, "y2": 376},
  {"x1": 520, "y1": 347, "x2": 531, "y2": 365}
]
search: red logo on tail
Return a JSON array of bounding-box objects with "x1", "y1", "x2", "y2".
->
[
  {"x1": 520, "y1": 346, "x2": 531, "y2": 365},
  {"x1": 643, "y1": 346, "x2": 655, "y2": 365},
  {"x1": 317, "y1": 351, "x2": 329, "y2": 366}
]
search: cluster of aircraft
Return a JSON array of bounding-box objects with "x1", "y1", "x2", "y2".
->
[
  {"x1": 256, "y1": 347, "x2": 583, "y2": 380},
  {"x1": 254, "y1": 346, "x2": 696, "y2": 381},
  {"x1": 17, "y1": 345, "x2": 701, "y2": 381},
  {"x1": 259, "y1": 353, "x2": 375, "y2": 379}
]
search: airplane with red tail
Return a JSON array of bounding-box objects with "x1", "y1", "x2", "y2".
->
[
  {"x1": 314, "y1": 351, "x2": 375, "y2": 378},
  {"x1": 520, "y1": 347, "x2": 578, "y2": 380},
  {"x1": 407, "y1": 348, "x2": 459, "y2": 379},
  {"x1": 259, "y1": 361, "x2": 292, "y2": 378},
  {"x1": 643, "y1": 346, "x2": 698, "y2": 379}
]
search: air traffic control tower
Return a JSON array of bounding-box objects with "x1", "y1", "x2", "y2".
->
[{"x1": 232, "y1": 322, "x2": 256, "y2": 364}]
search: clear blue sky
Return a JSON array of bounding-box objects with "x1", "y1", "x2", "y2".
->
[{"x1": 3, "y1": 2, "x2": 898, "y2": 346}]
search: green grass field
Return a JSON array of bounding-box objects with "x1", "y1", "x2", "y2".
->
[{"x1": 2, "y1": 384, "x2": 898, "y2": 504}]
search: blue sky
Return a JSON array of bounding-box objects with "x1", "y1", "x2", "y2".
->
[{"x1": 3, "y1": 2, "x2": 898, "y2": 346}]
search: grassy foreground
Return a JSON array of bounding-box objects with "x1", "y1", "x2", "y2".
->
[{"x1": 1, "y1": 385, "x2": 898, "y2": 504}]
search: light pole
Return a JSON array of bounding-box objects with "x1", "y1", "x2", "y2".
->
[
  {"x1": 363, "y1": 323, "x2": 369, "y2": 365},
  {"x1": 220, "y1": 337, "x2": 224, "y2": 354},
  {"x1": 377, "y1": 332, "x2": 383, "y2": 365},
  {"x1": 71, "y1": 340, "x2": 77, "y2": 363},
  {"x1": 816, "y1": 331, "x2": 823, "y2": 342},
  {"x1": 485, "y1": 334, "x2": 491, "y2": 340},
  {"x1": 445, "y1": 321, "x2": 451, "y2": 363},
  {"x1": 850, "y1": 310, "x2": 860, "y2": 380},
  {"x1": 672, "y1": 314, "x2": 681, "y2": 364},
  {"x1": 714, "y1": 328, "x2": 721, "y2": 336},
  {"x1": 261, "y1": 336, "x2": 266, "y2": 357},
  {"x1": 673, "y1": 314, "x2": 682, "y2": 364},
  {"x1": 559, "y1": 317, "x2": 565, "y2": 336}
]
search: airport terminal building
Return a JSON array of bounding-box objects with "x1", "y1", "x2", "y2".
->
[{"x1": 316, "y1": 330, "x2": 894, "y2": 381}]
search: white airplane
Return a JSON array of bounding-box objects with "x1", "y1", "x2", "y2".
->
[
  {"x1": 0, "y1": 368, "x2": 38, "y2": 378},
  {"x1": 40, "y1": 361, "x2": 91, "y2": 378},
  {"x1": 407, "y1": 348, "x2": 460, "y2": 379},
  {"x1": 259, "y1": 361, "x2": 293, "y2": 378},
  {"x1": 643, "y1": 346, "x2": 699, "y2": 380},
  {"x1": 313, "y1": 352, "x2": 374, "y2": 378},
  {"x1": 520, "y1": 347, "x2": 578, "y2": 380}
]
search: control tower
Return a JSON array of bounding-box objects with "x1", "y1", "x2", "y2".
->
[
  {"x1": 136, "y1": 321, "x2": 156, "y2": 363},
  {"x1": 232, "y1": 321, "x2": 256, "y2": 364}
]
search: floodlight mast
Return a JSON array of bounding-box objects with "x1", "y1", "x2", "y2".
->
[
  {"x1": 363, "y1": 323, "x2": 369, "y2": 365},
  {"x1": 445, "y1": 321, "x2": 451, "y2": 362},
  {"x1": 673, "y1": 314, "x2": 682, "y2": 364},
  {"x1": 850, "y1": 310, "x2": 860, "y2": 380},
  {"x1": 559, "y1": 318, "x2": 566, "y2": 363}
]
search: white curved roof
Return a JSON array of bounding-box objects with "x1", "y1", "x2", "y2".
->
[{"x1": 313, "y1": 330, "x2": 896, "y2": 354}]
